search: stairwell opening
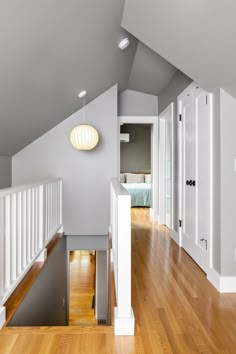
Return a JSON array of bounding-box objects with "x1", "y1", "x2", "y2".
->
[{"x1": 5, "y1": 235, "x2": 110, "y2": 327}]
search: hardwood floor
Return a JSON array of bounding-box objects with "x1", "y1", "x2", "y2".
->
[
  {"x1": 2, "y1": 208, "x2": 236, "y2": 353},
  {"x1": 69, "y1": 251, "x2": 97, "y2": 326}
]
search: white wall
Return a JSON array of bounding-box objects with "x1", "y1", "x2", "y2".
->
[
  {"x1": 118, "y1": 89, "x2": 158, "y2": 116},
  {"x1": 212, "y1": 88, "x2": 236, "y2": 276},
  {"x1": 12, "y1": 85, "x2": 118, "y2": 235},
  {"x1": 219, "y1": 89, "x2": 236, "y2": 276},
  {"x1": 0, "y1": 156, "x2": 11, "y2": 189}
]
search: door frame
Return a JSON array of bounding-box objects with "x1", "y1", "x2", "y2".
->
[
  {"x1": 177, "y1": 82, "x2": 213, "y2": 272},
  {"x1": 158, "y1": 103, "x2": 174, "y2": 229},
  {"x1": 119, "y1": 116, "x2": 158, "y2": 220}
]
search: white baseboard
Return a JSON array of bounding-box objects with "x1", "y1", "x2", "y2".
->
[
  {"x1": 0, "y1": 306, "x2": 6, "y2": 329},
  {"x1": 114, "y1": 307, "x2": 135, "y2": 336},
  {"x1": 207, "y1": 268, "x2": 236, "y2": 293},
  {"x1": 170, "y1": 229, "x2": 180, "y2": 246}
]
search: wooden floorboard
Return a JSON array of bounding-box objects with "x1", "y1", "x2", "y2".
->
[{"x1": 2, "y1": 208, "x2": 236, "y2": 353}]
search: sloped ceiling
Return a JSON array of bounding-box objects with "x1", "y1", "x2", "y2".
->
[
  {"x1": 0, "y1": 0, "x2": 179, "y2": 156},
  {"x1": 128, "y1": 42, "x2": 177, "y2": 95},
  {"x1": 0, "y1": 0, "x2": 138, "y2": 156},
  {"x1": 122, "y1": 0, "x2": 236, "y2": 97}
]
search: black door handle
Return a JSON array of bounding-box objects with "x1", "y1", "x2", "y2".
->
[
  {"x1": 193, "y1": 180, "x2": 196, "y2": 186},
  {"x1": 186, "y1": 180, "x2": 189, "y2": 185}
]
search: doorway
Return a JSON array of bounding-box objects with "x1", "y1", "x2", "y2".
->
[{"x1": 119, "y1": 116, "x2": 158, "y2": 220}]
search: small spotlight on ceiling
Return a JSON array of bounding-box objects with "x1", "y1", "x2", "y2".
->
[
  {"x1": 78, "y1": 90, "x2": 87, "y2": 98},
  {"x1": 118, "y1": 38, "x2": 130, "y2": 50}
]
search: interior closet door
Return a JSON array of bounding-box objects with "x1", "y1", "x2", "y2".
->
[{"x1": 181, "y1": 86, "x2": 210, "y2": 273}]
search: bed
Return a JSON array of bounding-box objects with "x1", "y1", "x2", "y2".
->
[{"x1": 121, "y1": 173, "x2": 151, "y2": 207}]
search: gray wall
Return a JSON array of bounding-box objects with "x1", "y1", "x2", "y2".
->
[
  {"x1": 120, "y1": 124, "x2": 151, "y2": 173},
  {"x1": 158, "y1": 70, "x2": 192, "y2": 115},
  {"x1": 0, "y1": 156, "x2": 12, "y2": 189},
  {"x1": 8, "y1": 236, "x2": 68, "y2": 326},
  {"x1": 158, "y1": 70, "x2": 192, "y2": 231},
  {"x1": 118, "y1": 89, "x2": 158, "y2": 116},
  {"x1": 96, "y1": 251, "x2": 109, "y2": 323},
  {"x1": 12, "y1": 86, "x2": 118, "y2": 235}
]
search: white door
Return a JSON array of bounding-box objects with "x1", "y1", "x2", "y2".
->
[
  {"x1": 180, "y1": 86, "x2": 210, "y2": 272},
  {"x1": 159, "y1": 103, "x2": 174, "y2": 229}
]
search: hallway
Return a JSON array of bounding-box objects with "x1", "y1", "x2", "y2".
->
[
  {"x1": 130, "y1": 208, "x2": 236, "y2": 353},
  {"x1": 1, "y1": 208, "x2": 236, "y2": 353}
]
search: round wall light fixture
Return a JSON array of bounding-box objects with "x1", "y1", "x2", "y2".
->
[{"x1": 70, "y1": 90, "x2": 99, "y2": 151}]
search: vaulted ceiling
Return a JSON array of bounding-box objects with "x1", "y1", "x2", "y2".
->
[
  {"x1": 0, "y1": 0, "x2": 180, "y2": 156},
  {"x1": 122, "y1": 0, "x2": 236, "y2": 97}
]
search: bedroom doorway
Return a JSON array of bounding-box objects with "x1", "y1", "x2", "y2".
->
[{"x1": 119, "y1": 116, "x2": 158, "y2": 220}]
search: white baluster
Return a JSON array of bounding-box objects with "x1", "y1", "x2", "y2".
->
[
  {"x1": 0, "y1": 198, "x2": 4, "y2": 301},
  {"x1": 60, "y1": 180, "x2": 62, "y2": 226},
  {"x1": 38, "y1": 185, "x2": 43, "y2": 249},
  {"x1": 10, "y1": 194, "x2": 17, "y2": 283},
  {"x1": 27, "y1": 189, "x2": 31, "y2": 263},
  {"x1": 22, "y1": 190, "x2": 27, "y2": 269},
  {"x1": 35, "y1": 187, "x2": 38, "y2": 254},
  {"x1": 31, "y1": 188, "x2": 35, "y2": 258},
  {"x1": 16, "y1": 192, "x2": 22, "y2": 275},
  {"x1": 4, "y1": 196, "x2": 11, "y2": 290}
]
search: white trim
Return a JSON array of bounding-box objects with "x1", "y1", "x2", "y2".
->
[
  {"x1": 207, "y1": 268, "x2": 236, "y2": 293},
  {"x1": 119, "y1": 116, "x2": 158, "y2": 124},
  {"x1": 114, "y1": 307, "x2": 135, "y2": 335},
  {"x1": 149, "y1": 208, "x2": 158, "y2": 222},
  {"x1": 170, "y1": 229, "x2": 180, "y2": 246},
  {"x1": 0, "y1": 306, "x2": 6, "y2": 329},
  {"x1": 158, "y1": 103, "x2": 174, "y2": 228},
  {"x1": 119, "y1": 116, "x2": 158, "y2": 218},
  {"x1": 209, "y1": 93, "x2": 213, "y2": 268}
]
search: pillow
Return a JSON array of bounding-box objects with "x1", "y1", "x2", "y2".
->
[
  {"x1": 145, "y1": 174, "x2": 151, "y2": 183},
  {"x1": 126, "y1": 173, "x2": 145, "y2": 183},
  {"x1": 120, "y1": 173, "x2": 126, "y2": 183}
]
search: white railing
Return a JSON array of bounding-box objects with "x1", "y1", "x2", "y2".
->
[
  {"x1": 0, "y1": 178, "x2": 62, "y2": 327},
  {"x1": 110, "y1": 178, "x2": 135, "y2": 336}
]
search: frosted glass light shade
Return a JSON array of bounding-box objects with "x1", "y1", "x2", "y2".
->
[{"x1": 70, "y1": 124, "x2": 99, "y2": 150}]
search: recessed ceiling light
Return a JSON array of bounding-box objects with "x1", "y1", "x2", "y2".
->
[
  {"x1": 118, "y1": 38, "x2": 130, "y2": 50},
  {"x1": 78, "y1": 90, "x2": 87, "y2": 98}
]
